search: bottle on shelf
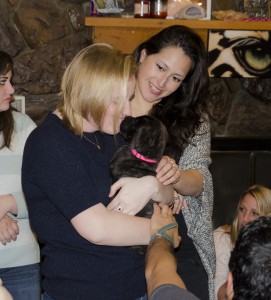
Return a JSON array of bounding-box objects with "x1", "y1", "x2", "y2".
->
[
  {"x1": 134, "y1": 0, "x2": 150, "y2": 18},
  {"x1": 150, "y1": 0, "x2": 167, "y2": 18}
]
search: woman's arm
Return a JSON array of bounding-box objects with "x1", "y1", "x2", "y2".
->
[
  {"x1": 0, "y1": 195, "x2": 18, "y2": 219},
  {"x1": 71, "y1": 202, "x2": 150, "y2": 246},
  {"x1": 107, "y1": 176, "x2": 174, "y2": 215},
  {"x1": 161, "y1": 117, "x2": 211, "y2": 198},
  {"x1": 173, "y1": 169, "x2": 203, "y2": 197}
]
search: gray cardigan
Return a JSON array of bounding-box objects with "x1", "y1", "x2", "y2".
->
[{"x1": 179, "y1": 116, "x2": 215, "y2": 300}]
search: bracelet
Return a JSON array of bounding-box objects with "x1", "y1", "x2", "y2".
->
[{"x1": 150, "y1": 222, "x2": 178, "y2": 249}]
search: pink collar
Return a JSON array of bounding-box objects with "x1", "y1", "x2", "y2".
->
[{"x1": 131, "y1": 148, "x2": 157, "y2": 163}]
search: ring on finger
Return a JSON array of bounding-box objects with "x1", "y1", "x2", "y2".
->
[{"x1": 169, "y1": 159, "x2": 175, "y2": 166}]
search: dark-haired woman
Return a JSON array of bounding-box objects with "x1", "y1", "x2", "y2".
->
[
  {"x1": 136, "y1": 25, "x2": 215, "y2": 300},
  {"x1": 0, "y1": 51, "x2": 40, "y2": 300},
  {"x1": 109, "y1": 25, "x2": 215, "y2": 300}
]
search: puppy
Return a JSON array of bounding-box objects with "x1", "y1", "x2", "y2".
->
[{"x1": 110, "y1": 115, "x2": 168, "y2": 254}]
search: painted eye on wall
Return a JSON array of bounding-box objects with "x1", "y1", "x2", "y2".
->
[{"x1": 233, "y1": 38, "x2": 271, "y2": 76}]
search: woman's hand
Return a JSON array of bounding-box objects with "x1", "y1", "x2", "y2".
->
[
  {"x1": 0, "y1": 194, "x2": 18, "y2": 219},
  {"x1": 0, "y1": 215, "x2": 19, "y2": 245},
  {"x1": 107, "y1": 176, "x2": 160, "y2": 215},
  {"x1": 156, "y1": 156, "x2": 181, "y2": 186},
  {"x1": 171, "y1": 192, "x2": 188, "y2": 214}
]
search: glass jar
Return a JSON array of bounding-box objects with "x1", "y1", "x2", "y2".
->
[
  {"x1": 150, "y1": 0, "x2": 167, "y2": 18},
  {"x1": 134, "y1": 0, "x2": 150, "y2": 18}
]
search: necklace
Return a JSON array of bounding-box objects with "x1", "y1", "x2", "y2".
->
[{"x1": 82, "y1": 134, "x2": 101, "y2": 150}]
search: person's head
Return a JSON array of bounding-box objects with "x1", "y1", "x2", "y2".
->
[
  {"x1": 227, "y1": 216, "x2": 271, "y2": 300},
  {"x1": 133, "y1": 25, "x2": 208, "y2": 108},
  {"x1": 0, "y1": 51, "x2": 16, "y2": 150},
  {"x1": 133, "y1": 26, "x2": 209, "y2": 160},
  {"x1": 231, "y1": 184, "x2": 271, "y2": 244},
  {"x1": 58, "y1": 44, "x2": 136, "y2": 135},
  {"x1": 0, "y1": 51, "x2": 14, "y2": 112}
]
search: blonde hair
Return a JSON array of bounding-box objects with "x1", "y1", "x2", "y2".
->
[
  {"x1": 58, "y1": 44, "x2": 136, "y2": 135},
  {"x1": 230, "y1": 184, "x2": 271, "y2": 244}
]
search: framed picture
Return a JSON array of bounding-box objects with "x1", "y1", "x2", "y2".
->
[
  {"x1": 12, "y1": 95, "x2": 25, "y2": 113},
  {"x1": 202, "y1": 0, "x2": 211, "y2": 19},
  {"x1": 208, "y1": 29, "x2": 271, "y2": 78}
]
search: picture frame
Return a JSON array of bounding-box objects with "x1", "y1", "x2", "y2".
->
[
  {"x1": 12, "y1": 95, "x2": 25, "y2": 114},
  {"x1": 201, "y1": 0, "x2": 211, "y2": 19}
]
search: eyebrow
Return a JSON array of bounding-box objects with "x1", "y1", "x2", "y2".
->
[{"x1": 0, "y1": 76, "x2": 8, "y2": 79}]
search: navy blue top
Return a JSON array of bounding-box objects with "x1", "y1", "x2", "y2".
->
[{"x1": 22, "y1": 113, "x2": 146, "y2": 300}]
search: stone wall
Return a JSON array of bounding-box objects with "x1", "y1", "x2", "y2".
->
[
  {"x1": 208, "y1": 77, "x2": 271, "y2": 138},
  {"x1": 1, "y1": 0, "x2": 91, "y2": 124},
  {"x1": 1, "y1": 0, "x2": 271, "y2": 139}
]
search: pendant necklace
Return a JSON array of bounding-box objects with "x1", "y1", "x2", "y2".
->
[{"x1": 82, "y1": 134, "x2": 101, "y2": 150}]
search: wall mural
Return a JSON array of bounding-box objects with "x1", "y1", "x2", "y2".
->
[{"x1": 208, "y1": 30, "x2": 271, "y2": 78}]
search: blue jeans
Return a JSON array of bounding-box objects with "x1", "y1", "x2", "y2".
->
[{"x1": 0, "y1": 263, "x2": 41, "y2": 300}]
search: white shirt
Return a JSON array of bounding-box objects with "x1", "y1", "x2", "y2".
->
[
  {"x1": 213, "y1": 226, "x2": 233, "y2": 300},
  {"x1": 0, "y1": 111, "x2": 40, "y2": 267}
]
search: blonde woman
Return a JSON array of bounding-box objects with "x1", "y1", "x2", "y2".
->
[
  {"x1": 22, "y1": 44, "x2": 174, "y2": 300},
  {"x1": 214, "y1": 184, "x2": 271, "y2": 300}
]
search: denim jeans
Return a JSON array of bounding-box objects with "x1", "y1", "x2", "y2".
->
[
  {"x1": 43, "y1": 293, "x2": 53, "y2": 300},
  {"x1": 0, "y1": 263, "x2": 41, "y2": 300}
]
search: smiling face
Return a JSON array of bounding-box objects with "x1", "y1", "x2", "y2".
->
[
  {"x1": 0, "y1": 70, "x2": 14, "y2": 112},
  {"x1": 135, "y1": 46, "x2": 192, "y2": 105},
  {"x1": 237, "y1": 193, "x2": 261, "y2": 230}
]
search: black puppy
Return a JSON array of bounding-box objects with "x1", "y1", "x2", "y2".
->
[{"x1": 110, "y1": 115, "x2": 168, "y2": 254}]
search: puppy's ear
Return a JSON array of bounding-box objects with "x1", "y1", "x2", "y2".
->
[{"x1": 120, "y1": 116, "x2": 137, "y2": 141}]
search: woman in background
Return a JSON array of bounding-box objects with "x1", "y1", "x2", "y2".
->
[
  {"x1": 0, "y1": 51, "x2": 40, "y2": 299},
  {"x1": 214, "y1": 184, "x2": 271, "y2": 300}
]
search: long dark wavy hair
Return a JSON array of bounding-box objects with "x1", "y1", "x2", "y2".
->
[
  {"x1": 133, "y1": 25, "x2": 209, "y2": 160},
  {"x1": 0, "y1": 51, "x2": 14, "y2": 150}
]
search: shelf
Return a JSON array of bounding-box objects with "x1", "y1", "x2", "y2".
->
[
  {"x1": 85, "y1": 17, "x2": 271, "y2": 53},
  {"x1": 85, "y1": 17, "x2": 271, "y2": 31}
]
